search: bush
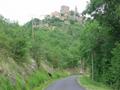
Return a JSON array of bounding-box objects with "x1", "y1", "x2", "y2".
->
[
  {"x1": 52, "y1": 70, "x2": 69, "y2": 79},
  {"x1": 27, "y1": 71, "x2": 49, "y2": 89}
]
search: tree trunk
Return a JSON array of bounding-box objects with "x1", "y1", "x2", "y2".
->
[{"x1": 91, "y1": 52, "x2": 95, "y2": 80}]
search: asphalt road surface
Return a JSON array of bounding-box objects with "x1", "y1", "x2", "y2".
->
[{"x1": 45, "y1": 76, "x2": 85, "y2": 90}]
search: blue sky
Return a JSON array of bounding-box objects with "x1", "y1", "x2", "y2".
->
[{"x1": 0, "y1": 0, "x2": 89, "y2": 25}]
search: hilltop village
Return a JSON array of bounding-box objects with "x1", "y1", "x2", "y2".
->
[{"x1": 31, "y1": 5, "x2": 85, "y2": 29}]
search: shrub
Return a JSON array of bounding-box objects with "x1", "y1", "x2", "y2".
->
[
  {"x1": 27, "y1": 71, "x2": 49, "y2": 89},
  {"x1": 0, "y1": 75, "x2": 13, "y2": 90}
]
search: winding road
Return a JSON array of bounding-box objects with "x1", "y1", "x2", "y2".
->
[{"x1": 45, "y1": 76, "x2": 85, "y2": 90}]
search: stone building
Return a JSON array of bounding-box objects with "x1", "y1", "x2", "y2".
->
[
  {"x1": 60, "y1": 5, "x2": 70, "y2": 20},
  {"x1": 50, "y1": 5, "x2": 85, "y2": 24},
  {"x1": 60, "y1": 5, "x2": 70, "y2": 14},
  {"x1": 51, "y1": 11, "x2": 60, "y2": 18}
]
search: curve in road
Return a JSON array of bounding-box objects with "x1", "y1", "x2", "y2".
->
[{"x1": 45, "y1": 76, "x2": 85, "y2": 90}]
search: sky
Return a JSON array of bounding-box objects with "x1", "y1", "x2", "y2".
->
[{"x1": 0, "y1": 0, "x2": 89, "y2": 25}]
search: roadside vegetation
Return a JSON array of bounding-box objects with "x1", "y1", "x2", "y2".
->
[
  {"x1": 0, "y1": 69, "x2": 69, "y2": 90},
  {"x1": 79, "y1": 76, "x2": 112, "y2": 90}
]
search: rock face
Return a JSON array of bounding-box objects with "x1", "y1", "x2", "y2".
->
[{"x1": 0, "y1": 66, "x2": 4, "y2": 73}]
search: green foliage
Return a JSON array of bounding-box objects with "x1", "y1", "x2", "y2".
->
[
  {"x1": 107, "y1": 43, "x2": 120, "y2": 90},
  {"x1": 43, "y1": 16, "x2": 63, "y2": 26},
  {"x1": 0, "y1": 17, "x2": 31, "y2": 63},
  {"x1": 52, "y1": 70, "x2": 69, "y2": 79},
  {"x1": 0, "y1": 75, "x2": 14, "y2": 90},
  {"x1": 0, "y1": 15, "x2": 82, "y2": 68},
  {"x1": 79, "y1": 20, "x2": 112, "y2": 81},
  {"x1": 1, "y1": 2, "x2": 120, "y2": 89},
  {"x1": 29, "y1": 25, "x2": 82, "y2": 68},
  {"x1": 84, "y1": 0, "x2": 120, "y2": 89},
  {"x1": 0, "y1": 75, "x2": 26, "y2": 90},
  {"x1": 27, "y1": 71, "x2": 49, "y2": 89},
  {"x1": 0, "y1": 70, "x2": 69, "y2": 90},
  {"x1": 79, "y1": 76, "x2": 112, "y2": 90}
]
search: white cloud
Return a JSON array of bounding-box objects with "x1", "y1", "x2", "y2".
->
[{"x1": 0, "y1": 0, "x2": 89, "y2": 25}]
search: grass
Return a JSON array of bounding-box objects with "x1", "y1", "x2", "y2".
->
[
  {"x1": 78, "y1": 75, "x2": 112, "y2": 90},
  {"x1": 33, "y1": 79, "x2": 53, "y2": 90},
  {"x1": 0, "y1": 71, "x2": 50, "y2": 90},
  {"x1": 26, "y1": 70, "x2": 49, "y2": 90},
  {"x1": 0, "y1": 74, "x2": 26, "y2": 90}
]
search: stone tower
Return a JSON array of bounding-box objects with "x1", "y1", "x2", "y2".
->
[
  {"x1": 74, "y1": 6, "x2": 78, "y2": 20},
  {"x1": 75, "y1": 6, "x2": 78, "y2": 14}
]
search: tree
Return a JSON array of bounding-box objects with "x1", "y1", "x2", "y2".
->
[
  {"x1": 109, "y1": 43, "x2": 120, "y2": 90},
  {"x1": 83, "y1": 0, "x2": 120, "y2": 89},
  {"x1": 79, "y1": 20, "x2": 112, "y2": 81}
]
